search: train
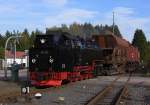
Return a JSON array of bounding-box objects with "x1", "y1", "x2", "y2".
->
[
  {"x1": 29, "y1": 30, "x2": 140, "y2": 87},
  {"x1": 93, "y1": 32, "x2": 140, "y2": 74}
]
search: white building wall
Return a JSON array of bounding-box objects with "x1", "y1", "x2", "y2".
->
[{"x1": 6, "y1": 57, "x2": 28, "y2": 67}]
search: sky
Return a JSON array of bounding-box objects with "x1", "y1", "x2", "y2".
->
[{"x1": 0, "y1": 0, "x2": 150, "y2": 42}]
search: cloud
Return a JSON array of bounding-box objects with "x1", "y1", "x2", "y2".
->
[
  {"x1": 97, "y1": 7, "x2": 150, "y2": 42},
  {"x1": 0, "y1": 1, "x2": 149, "y2": 42},
  {"x1": 45, "y1": 8, "x2": 98, "y2": 26},
  {"x1": 0, "y1": 4, "x2": 17, "y2": 15},
  {"x1": 43, "y1": 6, "x2": 150, "y2": 42},
  {"x1": 114, "y1": 7, "x2": 150, "y2": 41},
  {"x1": 113, "y1": 7, "x2": 134, "y2": 16},
  {"x1": 43, "y1": 0, "x2": 68, "y2": 7}
]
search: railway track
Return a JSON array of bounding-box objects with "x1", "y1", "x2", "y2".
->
[
  {"x1": 0, "y1": 75, "x2": 131, "y2": 105},
  {"x1": 85, "y1": 74, "x2": 132, "y2": 105}
]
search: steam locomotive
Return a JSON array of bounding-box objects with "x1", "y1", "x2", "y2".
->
[{"x1": 29, "y1": 31, "x2": 140, "y2": 87}]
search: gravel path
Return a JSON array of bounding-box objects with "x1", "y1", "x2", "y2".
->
[
  {"x1": 96, "y1": 82, "x2": 125, "y2": 105},
  {"x1": 124, "y1": 85, "x2": 145, "y2": 105},
  {"x1": 0, "y1": 75, "x2": 150, "y2": 105},
  {"x1": 10, "y1": 76, "x2": 118, "y2": 105},
  {"x1": 121, "y1": 76, "x2": 150, "y2": 105},
  {"x1": 0, "y1": 81, "x2": 20, "y2": 95}
]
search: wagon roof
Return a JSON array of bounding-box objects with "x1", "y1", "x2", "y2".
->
[
  {"x1": 111, "y1": 34, "x2": 130, "y2": 48},
  {"x1": 93, "y1": 32, "x2": 131, "y2": 48}
]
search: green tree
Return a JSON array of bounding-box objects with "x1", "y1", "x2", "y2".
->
[
  {"x1": 45, "y1": 23, "x2": 122, "y2": 38},
  {"x1": 0, "y1": 34, "x2": 5, "y2": 48},
  {"x1": 30, "y1": 31, "x2": 36, "y2": 47},
  {"x1": 61, "y1": 24, "x2": 69, "y2": 32},
  {"x1": 19, "y1": 29, "x2": 30, "y2": 50},
  {"x1": 0, "y1": 47, "x2": 4, "y2": 59},
  {"x1": 132, "y1": 29, "x2": 148, "y2": 62},
  {"x1": 111, "y1": 25, "x2": 122, "y2": 37},
  {"x1": 69, "y1": 22, "x2": 82, "y2": 36},
  {"x1": 4, "y1": 30, "x2": 12, "y2": 48},
  {"x1": 35, "y1": 29, "x2": 43, "y2": 35},
  {"x1": 5, "y1": 30, "x2": 12, "y2": 38},
  {"x1": 82, "y1": 23, "x2": 95, "y2": 38},
  {"x1": 94, "y1": 25, "x2": 103, "y2": 34}
]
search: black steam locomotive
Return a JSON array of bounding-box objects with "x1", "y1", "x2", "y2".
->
[{"x1": 29, "y1": 31, "x2": 102, "y2": 86}]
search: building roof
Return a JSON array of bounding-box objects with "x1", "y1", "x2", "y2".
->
[{"x1": 6, "y1": 51, "x2": 25, "y2": 58}]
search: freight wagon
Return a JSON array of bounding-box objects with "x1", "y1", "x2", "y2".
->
[{"x1": 93, "y1": 33, "x2": 140, "y2": 75}]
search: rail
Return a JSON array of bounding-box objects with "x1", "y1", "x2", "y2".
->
[
  {"x1": 86, "y1": 74, "x2": 132, "y2": 105},
  {"x1": 114, "y1": 73, "x2": 132, "y2": 105}
]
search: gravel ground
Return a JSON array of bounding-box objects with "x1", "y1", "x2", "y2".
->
[
  {"x1": 97, "y1": 81, "x2": 125, "y2": 105},
  {"x1": 121, "y1": 76, "x2": 150, "y2": 105},
  {"x1": 0, "y1": 75, "x2": 150, "y2": 105},
  {"x1": 124, "y1": 85, "x2": 145, "y2": 105},
  {"x1": 8, "y1": 76, "x2": 118, "y2": 105},
  {"x1": 0, "y1": 69, "x2": 28, "y2": 97},
  {"x1": 145, "y1": 86, "x2": 150, "y2": 105},
  {"x1": 124, "y1": 85, "x2": 150, "y2": 105},
  {"x1": 0, "y1": 81, "x2": 20, "y2": 95}
]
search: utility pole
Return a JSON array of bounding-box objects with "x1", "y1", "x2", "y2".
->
[
  {"x1": 113, "y1": 11, "x2": 115, "y2": 35},
  {"x1": 4, "y1": 36, "x2": 22, "y2": 79},
  {"x1": 14, "y1": 39, "x2": 16, "y2": 63}
]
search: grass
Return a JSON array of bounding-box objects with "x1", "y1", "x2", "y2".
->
[{"x1": 146, "y1": 72, "x2": 150, "y2": 77}]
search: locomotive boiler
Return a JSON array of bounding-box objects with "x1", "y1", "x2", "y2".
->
[{"x1": 29, "y1": 31, "x2": 102, "y2": 86}]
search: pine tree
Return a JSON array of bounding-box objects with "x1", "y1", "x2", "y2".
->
[
  {"x1": 61, "y1": 24, "x2": 69, "y2": 32},
  {"x1": 83, "y1": 23, "x2": 95, "y2": 38},
  {"x1": 35, "y1": 29, "x2": 43, "y2": 35},
  {"x1": 0, "y1": 47, "x2": 4, "y2": 59},
  {"x1": 5, "y1": 30, "x2": 12, "y2": 38},
  {"x1": 30, "y1": 31, "x2": 36, "y2": 47},
  {"x1": 94, "y1": 25, "x2": 102, "y2": 34},
  {"x1": 69, "y1": 22, "x2": 82, "y2": 36},
  {"x1": 132, "y1": 29, "x2": 148, "y2": 62},
  {"x1": 0, "y1": 34, "x2": 5, "y2": 48},
  {"x1": 112, "y1": 25, "x2": 122, "y2": 37},
  {"x1": 19, "y1": 29, "x2": 30, "y2": 50}
]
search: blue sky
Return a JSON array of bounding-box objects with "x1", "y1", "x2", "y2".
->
[{"x1": 0, "y1": 0, "x2": 150, "y2": 42}]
